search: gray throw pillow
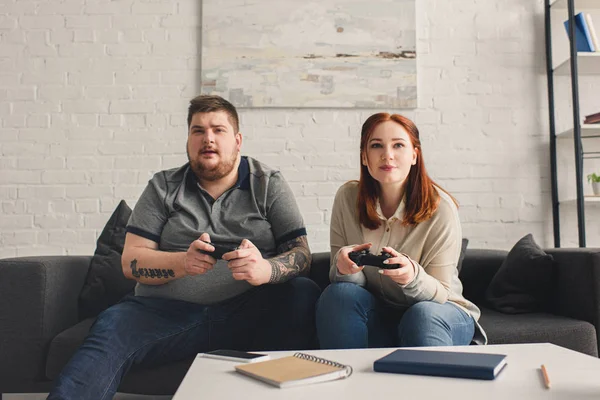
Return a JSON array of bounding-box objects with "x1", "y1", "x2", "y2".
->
[
  {"x1": 78, "y1": 200, "x2": 134, "y2": 319},
  {"x1": 485, "y1": 234, "x2": 555, "y2": 314}
]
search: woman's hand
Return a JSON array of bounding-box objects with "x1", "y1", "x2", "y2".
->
[
  {"x1": 378, "y1": 246, "x2": 416, "y2": 285},
  {"x1": 337, "y1": 243, "x2": 372, "y2": 275}
]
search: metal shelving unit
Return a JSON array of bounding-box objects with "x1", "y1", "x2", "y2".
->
[{"x1": 545, "y1": 0, "x2": 600, "y2": 247}]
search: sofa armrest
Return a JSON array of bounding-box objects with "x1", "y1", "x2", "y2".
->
[
  {"x1": 546, "y1": 248, "x2": 600, "y2": 349},
  {"x1": 0, "y1": 256, "x2": 91, "y2": 385}
]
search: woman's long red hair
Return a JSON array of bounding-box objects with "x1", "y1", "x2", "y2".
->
[{"x1": 357, "y1": 113, "x2": 457, "y2": 229}]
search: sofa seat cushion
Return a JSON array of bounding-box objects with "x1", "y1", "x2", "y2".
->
[
  {"x1": 46, "y1": 318, "x2": 95, "y2": 380},
  {"x1": 479, "y1": 307, "x2": 598, "y2": 357},
  {"x1": 46, "y1": 317, "x2": 194, "y2": 395}
]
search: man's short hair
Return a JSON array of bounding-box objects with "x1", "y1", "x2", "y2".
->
[{"x1": 187, "y1": 95, "x2": 240, "y2": 133}]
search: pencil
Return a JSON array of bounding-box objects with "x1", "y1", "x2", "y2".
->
[{"x1": 541, "y1": 364, "x2": 551, "y2": 389}]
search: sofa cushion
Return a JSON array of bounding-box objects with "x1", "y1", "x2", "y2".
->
[
  {"x1": 309, "y1": 252, "x2": 331, "y2": 291},
  {"x1": 46, "y1": 318, "x2": 192, "y2": 394},
  {"x1": 485, "y1": 234, "x2": 555, "y2": 314},
  {"x1": 459, "y1": 249, "x2": 507, "y2": 305},
  {"x1": 79, "y1": 200, "x2": 135, "y2": 319},
  {"x1": 479, "y1": 307, "x2": 598, "y2": 357}
]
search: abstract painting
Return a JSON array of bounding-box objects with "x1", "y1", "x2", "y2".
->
[{"x1": 201, "y1": 0, "x2": 416, "y2": 108}]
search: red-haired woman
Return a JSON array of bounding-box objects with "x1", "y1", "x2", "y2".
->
[{"x1": 316, "y1": 113, "x2": 485, "y2": 349}]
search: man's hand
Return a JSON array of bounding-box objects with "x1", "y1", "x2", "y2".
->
[
  {"x1": 184, "y1": 233, "x2": 218, "y2": 276},
  {"x1": 337, "y1": 243, "x2": 372, "y2": 275},
  {"x1": 378, "y1": 246, "x2": 415, "y2": 285},
  {"x1": 223, "y1": 239, "x2": 271, "y2": 286}
]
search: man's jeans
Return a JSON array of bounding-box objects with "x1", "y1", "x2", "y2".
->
[
  {"x1": 48, "y1": 277, "x2": 321, "y2": 400},
  {"x1": 316, "y1": 282, "x2": 474, "y2": 349}
]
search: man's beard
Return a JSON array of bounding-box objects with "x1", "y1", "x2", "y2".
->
[{"x1": 187, "y1": 147, "x2": 238, "y2": 182}]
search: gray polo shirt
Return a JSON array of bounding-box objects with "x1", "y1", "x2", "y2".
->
[{"x1": 126, "y1": 156, "x2": 307, "y2": 304}]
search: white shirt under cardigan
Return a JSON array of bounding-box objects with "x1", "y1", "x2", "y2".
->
[{"x1": 329, "y1": 181, "x2": 487, "y2": 345}]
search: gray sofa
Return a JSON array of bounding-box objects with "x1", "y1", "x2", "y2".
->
[{"x1": 1, "y1": 248, "x2": 599, "y2": 396}]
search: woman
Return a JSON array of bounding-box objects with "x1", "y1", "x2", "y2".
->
[{"x1": 316, "y1": 113, "x2": 485, "y2": 349}]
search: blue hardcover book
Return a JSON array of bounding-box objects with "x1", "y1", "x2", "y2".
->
[
  {"x1": 564, "y1": 12, "x2": 595, "y2": 52},
  {"x1": 373, "y1": 349, "x2": 507, "y2": 380}
]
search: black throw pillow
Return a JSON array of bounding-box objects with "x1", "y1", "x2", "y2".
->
[
  {"x1": 456, "y1": 238, "x2": 469, "y2": 274},
  {"x1": 79, "y1": 200, "x2": 135, "y2": 319},
  {"x1": 485, "y1": 234, "x2": 555, "y2": 314}
]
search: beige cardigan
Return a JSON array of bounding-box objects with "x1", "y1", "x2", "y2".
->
[{"x1": 329, "y1": 181, "x2": 486, "y2": 344}]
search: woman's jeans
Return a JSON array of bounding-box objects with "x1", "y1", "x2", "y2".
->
[
  {"x1": 48, "y1": 277, "x2": 321, "y2": 400},
  {"x1": 316, "y1": 282, "x2": 475, "y2": 349}
]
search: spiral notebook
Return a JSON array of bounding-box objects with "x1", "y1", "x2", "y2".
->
[{"x1": 235, "y1": 352, "x2": 353, "y2": 388}]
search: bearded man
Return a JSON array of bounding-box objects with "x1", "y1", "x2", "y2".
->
[{"x1": 48, "y1": 95, "x2": 320, "y2": 400}]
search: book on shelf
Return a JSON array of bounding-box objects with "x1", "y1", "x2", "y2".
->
[
  {"x1": 235, "y1": 352, "x2": 353, "y2": 388},
  {"x1": 585, "y1": 13, "x2": 600, "y2": 52},
  {"x1": 564, "y1": 12, "x2": 595, "y2": 52},
  {"x1": 373, "y1": 349, "x2": 508, "y2": 380},
  {"x1": 584, "y1": 111, "x2": 600, "y2": 124}
]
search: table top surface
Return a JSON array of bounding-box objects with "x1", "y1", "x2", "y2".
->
[{"x1": 172, "y1": 343, "x2": 600, "y2": 400}]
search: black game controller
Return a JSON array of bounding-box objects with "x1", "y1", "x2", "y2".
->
[
  {"x1": 199, "y1": 240, "x2": 238, "y2": 259},
  {"x1": 348, "y1": 249, "x2": 400, "y2": 269}
]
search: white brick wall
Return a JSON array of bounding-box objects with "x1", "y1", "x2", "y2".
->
[{"x1": 0, "y1": 0, "x2": 598, "y2": 259}]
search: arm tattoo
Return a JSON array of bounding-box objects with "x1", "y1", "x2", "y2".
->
[
  {"x1": 267, "y1": 235, "x2": 311, "y2": 283},
  {"x1": 130, "y1": 258, "x2": 175, "y2": 279}
]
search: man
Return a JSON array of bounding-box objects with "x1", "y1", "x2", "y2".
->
[{"x1": 48, "y1": 95, "x2": 320, "y2": 400}]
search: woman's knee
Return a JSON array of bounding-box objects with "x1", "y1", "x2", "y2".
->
[
  {"x1": 401, "y1": 301, "x2": 445, "y2": 324},
  {"x1": 398, "y1": 302, "x2": 473, "y2": 347},
  {"x1": 402, "y1": 302, "x2": 472, "y2": 326},
  {"x1": 317, "y1": 282, "x2": 372, "y2": 316}
]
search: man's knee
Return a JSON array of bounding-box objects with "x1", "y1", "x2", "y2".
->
[
  {"x1": 288, "y1": 276, "x2": 321, "y2": 299},
  {"x1": 87, "y1": 298, "x2": 170, "y2": 352},
  {"x1": 276, "y1": 277, "x2": 321, "y2": 314},
  {"x1": 91, "y1": 303, "x2": 132, "y2": 335},
  {"x1": 91, "y1": 298, "x2": 149, "y2": 332}
]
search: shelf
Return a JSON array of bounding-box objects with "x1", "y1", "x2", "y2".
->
[
  {"x1": 550, "y1": 0, "x2": 600, "y2": 9},
  {"x1": 562, "y1": 196, "x2": 600, "y2": 205},
  {"x1": 556, "y1": 124, "x2": 600, "y2": 138},
  {"x1": 554, "y1": 53, "x2": 600, "y2": 75},
  {"x1": 547, "y1": 0, "x2": 600, "y2": 246}
]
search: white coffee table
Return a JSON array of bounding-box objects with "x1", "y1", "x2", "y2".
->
[{"x1": 172, "y1": 343, "x2": 600, "y2": 400}]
